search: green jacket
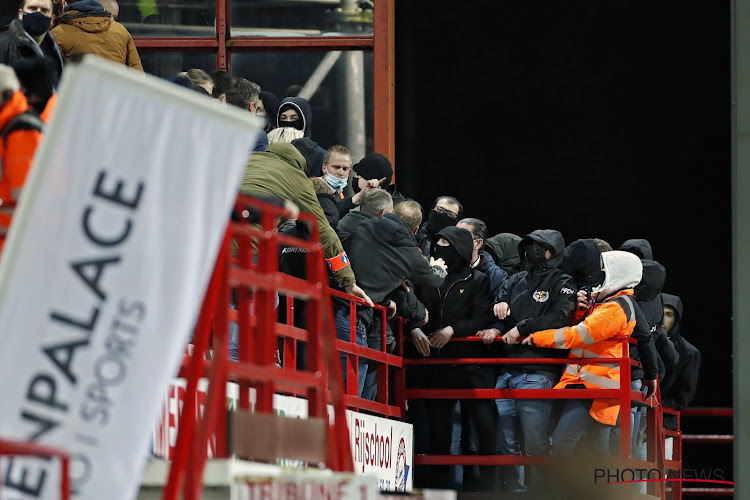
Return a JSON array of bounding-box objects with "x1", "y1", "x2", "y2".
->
[{"x1": 240, "y1": 143, "x2": 356, "y2": 287}]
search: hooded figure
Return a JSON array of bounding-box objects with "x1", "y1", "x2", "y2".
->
[
  {"x1": 525, "y1": 251, "x2": 643, "y2": 450},
  {"x1": 484, "y1": 232, "x2": 523, "y2": 276},
  {"x1": 620, "y1": 239, "x2": 680, "y2": 381},
  {"x1": 51, "y1": 0, "x2": 143, "y2": 70},
  {"x1": 562, "y1": 240, "x2": 659, "y2": 383},
  {"x1": 410, "y1": 225, "x2": 496, "y2": 490},
  {"x1": 277, "y1": 96, "x2": 312, "y2": 138},
  {"x1": 494, "y1": 230, "x2": 577, "y2": 359},
  {"x1": 660, "y1": 293, "x2": 701, "y2": 431}
]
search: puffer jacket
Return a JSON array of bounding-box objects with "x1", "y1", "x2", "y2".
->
[{"x1": 51, "y1": 0, "x2": 143, "y2": 70}]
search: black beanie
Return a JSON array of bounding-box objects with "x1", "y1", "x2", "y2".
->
[
  {"x1": 12, "y1": 56, "x2": 56, "y2": 99},
  {"x1": 260, "y1": 91, "x2": 279, "y2": 123},
  {"x1": 291, "y1": 138, "x2": 319, "y2": 177},
  {"x1": 353, "y1": 153, "x2": 393, "y2": 186}
]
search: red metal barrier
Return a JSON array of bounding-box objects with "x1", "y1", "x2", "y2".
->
[
  {"x1": 0, "y1": 438, "x2": 70, "y2": 500},
  {"x1": 675, "y1": 407, "x2": 734, "y2": 498},
  {"x1": 163, "y1": 195, "x2": 408, "y2": 499},
  {"x1": 398, "y1": 333, "x2": 679, "y2": 499}
]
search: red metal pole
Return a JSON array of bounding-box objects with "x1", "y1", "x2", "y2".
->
[
  {"x1": 216, "y1": 0, "x2": 228, "y2": 71},
  {"x1": 163, "y1": 227, "x2": 230, "y2": 500},
  {"x1": 373, "y1": 0, "x2": 395, "y2": 173},
  {"x1": 61, "y1": 456, "x2": 70, "y2": 500}
]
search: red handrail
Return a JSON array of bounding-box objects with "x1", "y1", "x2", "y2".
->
[{"x1": 0, "y1": 438, "x2": 70, "y2": 500}]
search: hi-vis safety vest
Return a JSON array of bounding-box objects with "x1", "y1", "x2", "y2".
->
[
  {"x1": 0, "y1": 91, "x2": 44, "y2": 251},
  {"x1": 528, "y1": 289, "x2": 637, "y2": 426}
]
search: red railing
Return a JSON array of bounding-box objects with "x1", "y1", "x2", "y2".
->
[
  {"x1": 0, "y1": 438, "x2": 70, "y2": 500},
  {"x1": 398, "y1": 333, "x2": 680, "y2": 498},
  {"x1": 673, "y1": 407, "x2": 734, "y2": 498}
]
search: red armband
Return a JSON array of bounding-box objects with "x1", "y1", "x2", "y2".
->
[{"x1": 326, "y1": 252, "x2": 350, "y2": 272}]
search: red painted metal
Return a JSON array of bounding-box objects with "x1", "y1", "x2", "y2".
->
[
  {"x1": 216, "y1": 0, "x2": 228, "y2": 71},
  {"x1": 373, "y1": 0, "x2": 396, "y2": 175},
  {"x1": 681, "y1": 407, "x2": 733, "y2": 417},
  {"x1": 682, "y1": 435, "x2": 734, "y2": 444},
  {"x1": 0, "y1": 438, "x2": 70, "y2": 500},
  {"x1": 680, "y1": 488, "x2": 735, "y2": 497},
  {"x1": 134, "y1": 38, "x2": 218, "y2": 50},
  {"x1": 399, "y1": 333, "x2": 680, "y2": 499}
]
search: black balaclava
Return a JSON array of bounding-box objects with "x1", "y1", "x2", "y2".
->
[
  {"x1": 424, "y1": 210, "x2": 455, "y2": 237},
  {"x1": 432, "y1": 243, "x2": 463, "y2": 272},
  {"x1": 278, "y1": 103, "x2": 304, "y2": 131},
  {"x1": 524, "y1": 241, "x2": 549, "y2": 266}
]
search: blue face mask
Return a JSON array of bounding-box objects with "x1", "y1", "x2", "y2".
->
[{"x1": 325, "y1": 174, "x2": 348, "y2": 192}]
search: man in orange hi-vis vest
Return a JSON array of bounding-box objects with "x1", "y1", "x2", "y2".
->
[
  {"x1": 508, "y1": 250, "x2": 643, "y2": 456},
  {"x1": 0, "y1": 63, "x2": 43, "y2": 251}
]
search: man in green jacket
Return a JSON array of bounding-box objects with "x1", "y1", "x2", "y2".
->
[{"x1": 240, "y1": 142, "x2": 372, "y2": 306}]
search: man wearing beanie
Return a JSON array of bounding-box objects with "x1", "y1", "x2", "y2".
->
[
  {"x1": 338, "y1": 152, "x2": 405, "y2": 217},
  {"x1": 11, "y1": 55, "x2": 55, "y2": 120}
]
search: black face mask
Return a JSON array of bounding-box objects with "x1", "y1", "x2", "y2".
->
[
  {"x1": 425, "y1": 210, "x2": 456, "y2": 237},
  {"x1": 22, "y1": 12, "x2": 51, "y2": 37},
  {"x1": 525, "y1": 242, "x2": 549, "y2": 265},
  {"x1": 279, "y1": 118, "x2": 303, "y2": 131},
  {"x1": 432, "y1": 244, "x2": 464, "y2": 272}
]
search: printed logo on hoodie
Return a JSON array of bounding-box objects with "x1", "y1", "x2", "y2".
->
[{"x1": 533, "y1": 290, "x2": 549, "y2": 303}]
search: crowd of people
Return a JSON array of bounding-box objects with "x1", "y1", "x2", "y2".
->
[{"x1": 0, "y1": 0, "x2": 702, "y2": 493}]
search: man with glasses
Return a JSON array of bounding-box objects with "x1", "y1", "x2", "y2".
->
[{"x1": 415, "y1": 195, "x2": 463, "y2": 257}]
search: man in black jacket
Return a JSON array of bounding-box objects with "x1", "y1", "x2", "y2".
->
[
  {"x1": 479, "y1": 229, "x2": 576, "y2": 492},
  {"x1": 660, "y1": 293, "x2": 700, "y2": 454},
  {"x1": 344, "y1": 200, "x2": 447, "y2": 400},
  {"x1": 0, "y1": 0, "x2": 63, "y2": 84},
  {"x1": 409, "y1": 225, "x2": 495, "y2": 491},
  {"x1": 415, "y1": 195, "x2": 462, "y2": 256}
]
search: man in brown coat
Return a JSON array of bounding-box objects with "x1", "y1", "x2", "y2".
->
[{"x1": 50, "y1": 0, "x2": 142, "y2": 70}]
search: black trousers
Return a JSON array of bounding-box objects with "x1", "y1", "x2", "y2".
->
[{"x1": 408, "y1": 363, "x2": 497, "y2": 491}]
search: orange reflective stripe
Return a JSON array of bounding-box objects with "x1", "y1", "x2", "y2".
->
[{"x1": 325, "y1": 252, "x2": 350, "y2": 272}]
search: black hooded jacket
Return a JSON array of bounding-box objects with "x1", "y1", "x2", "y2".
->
[
  {"x1": 660, "y1": 293, "x2": 701, "y2": 430},
  {"x1": 495, "y1": 230, "x2": 577, "y2": 370},
  {"x1": 277, "y1": 96, "x2": 313, "y2": 138},
  {"x1": 344, "y1": 213, "x2": 445, "y2": 306},
  {"x1": 620, "y1": 239, "x2": 654, "y2": 260},
  {"x1": 417, "y1": 226, "x2": 493, "y2": 359},
  {"x1": 485, "y1": 233, "x2": 523, "y2": 277}
]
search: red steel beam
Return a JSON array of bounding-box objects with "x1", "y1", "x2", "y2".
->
[
  {"x1": 682, "y1": 434, "x2": 734, "y2": 444},
  {"x1": 135, "y1": 38, "x2": 218, "y2": 50},
  {"x1": 373, "y1": 0, "x2": 395, "y2": 173},
  {"x1": 681, "y1": 407, "x2": 733, "y2": 417}
]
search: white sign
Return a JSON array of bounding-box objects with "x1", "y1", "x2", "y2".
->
[
  {"x1": 347, "y1": 412, "x2": 413, "y2": 492},
  {"x1": 152, "y1": 380, "x2": 414, "y2": 492},
  {"x1": 235, "y1": 474, "x2": 379, "y2": 500},
  {"x1": 0, "y1": 56, "x2": 261, "y2": 500}
]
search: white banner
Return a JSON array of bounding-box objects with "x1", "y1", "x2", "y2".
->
[
  {"x1": 0, "y1": 56, "x2": 261, "y2": 499},
  {"x1": 152, "y1": 380, "x2": 414, "y2": 493}
]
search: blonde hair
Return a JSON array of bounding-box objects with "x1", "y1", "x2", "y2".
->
[{"x1": 267, "y1": 126, "x2": 304, "y2": 145}]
